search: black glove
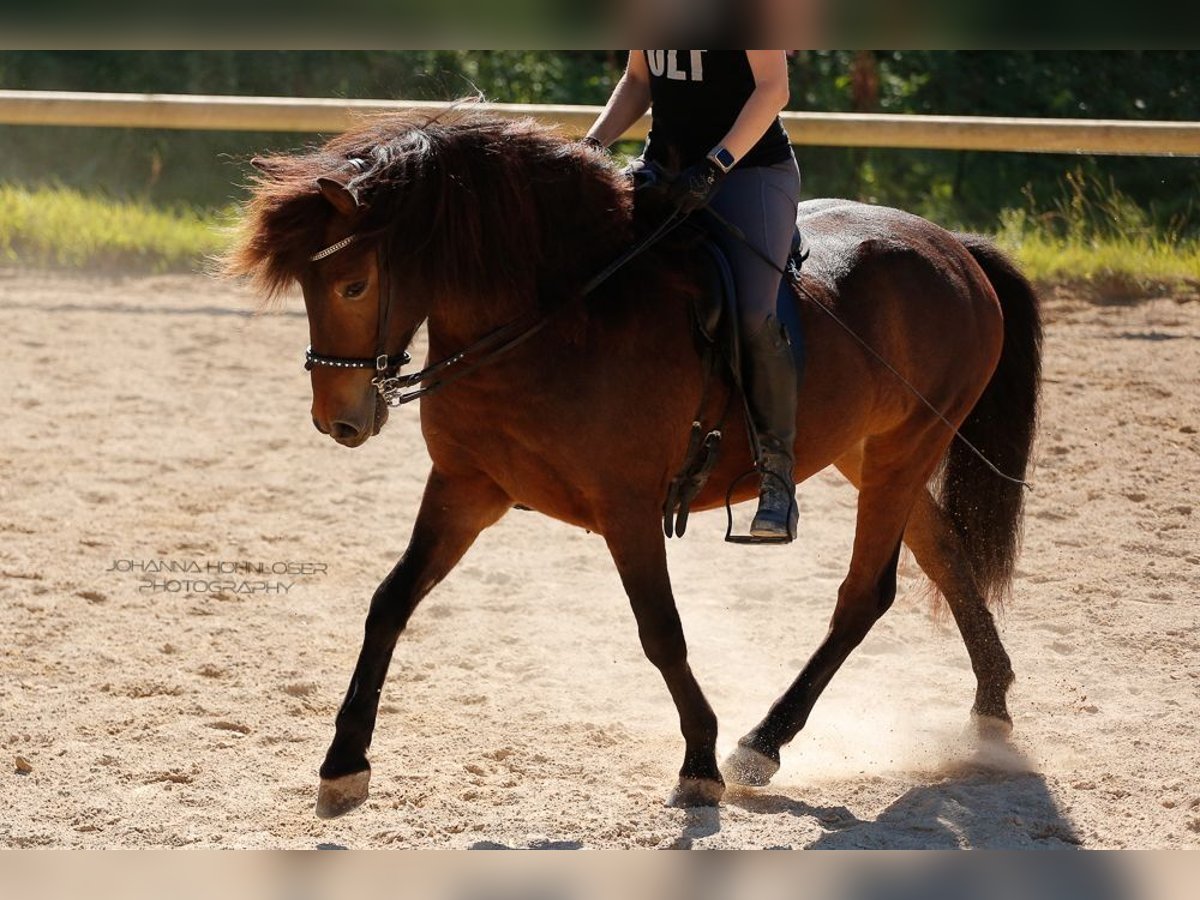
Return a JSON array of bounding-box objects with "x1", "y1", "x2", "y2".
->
[
  {"x1": 623, "y1": 157, "x2": 658, "y2": 191},
  {"x1": 668, "y1": 159, "x2": 726, "y2": 215}
]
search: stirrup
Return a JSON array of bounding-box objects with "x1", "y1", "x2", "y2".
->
[{"x1": 724, "y1": 468, "x2": 797, "y2": 545}]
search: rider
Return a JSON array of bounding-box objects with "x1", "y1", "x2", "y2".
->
[{"x1": 585, "y1": 51, "x2": 802, "y2": 541}]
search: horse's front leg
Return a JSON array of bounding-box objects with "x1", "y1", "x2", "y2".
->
[
  {"x1": 604, "y1": 518, "x2": 724, "y2": 807},
  {"x1": 316, "y1": 468, "x2": 510, "y2": 819}
]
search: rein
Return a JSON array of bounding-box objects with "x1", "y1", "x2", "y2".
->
[{"x1": 304, "y1": 209, "x2": 685, "y2": 407}]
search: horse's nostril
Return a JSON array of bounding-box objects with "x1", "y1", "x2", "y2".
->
[{"x1": 330, "y1": 421, "x2": 361, "y2": 441}]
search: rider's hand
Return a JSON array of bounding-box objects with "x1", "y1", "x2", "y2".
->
[{"x1": 668, "y1": 159, "x2": 726, "y2": 215}]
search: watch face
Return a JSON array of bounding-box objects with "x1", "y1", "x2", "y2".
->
[{"x1": 714, "y1": 148, "x2": 736, "y2": 170}]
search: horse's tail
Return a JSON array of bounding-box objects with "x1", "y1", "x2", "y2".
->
[{"x1": 937, "y1": 233, "x2": 1044, "y2": 607}]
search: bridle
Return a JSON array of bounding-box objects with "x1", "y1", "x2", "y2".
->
[
  {"x1": 302, "y1": 206, "x2": 687, "y2": 408},
  {"x1": 303, "y1": 233, "x2": 413, "y2": 403}
]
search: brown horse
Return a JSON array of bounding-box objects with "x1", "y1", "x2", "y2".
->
[{"x1": 226, "y1": 110, "x2": 1041, "y2": 818}]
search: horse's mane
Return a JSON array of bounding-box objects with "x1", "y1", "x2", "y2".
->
[{"x1": 225, "y1": 109, "x2": 636, "y2": 310}]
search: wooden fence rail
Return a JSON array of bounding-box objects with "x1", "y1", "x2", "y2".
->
[{"x1": 2, "y1": 89, "x2": 1200, "y2": 156}]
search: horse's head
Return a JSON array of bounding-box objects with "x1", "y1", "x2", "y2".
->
[{"x1": 299, "y1": 176, "x2": 423, "y2": 448}]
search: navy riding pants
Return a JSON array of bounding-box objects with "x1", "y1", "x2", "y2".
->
[{"x1": 705, "y1": 153, "x2": 802, "y2": 337}]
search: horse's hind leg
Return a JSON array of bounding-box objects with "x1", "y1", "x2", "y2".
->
[
  {"x1": 838, "y1": 446, "x2": 1014, "y2": 730},
  {"x1": 316, "y1": 469, "x2": 510, "y2": 819},
  {"x1": 604, "y1": 519, "x2": 724, "y2": 807},
  {"x1": 724, "y1": 434, "x2": 938, "y2": 787},
  {"x1": 903, "y1": 492, "x2": 1014, "y2": 731}
]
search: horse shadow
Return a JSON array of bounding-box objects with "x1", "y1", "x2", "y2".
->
[
  {"x1": 691, "y1": 733, "x2": 1076, "y2": 849},
  {"x1": 665, "y1": 807, "x2": 724, "y2": 849},
  {"x1": 663, "y1": 765, "x2": 1135, "y2": 900},
  {"x1": 727, "y1": 767, "x2": 1080, "y2": 850},
  {"x1": 714, "y1": 757, "x2": 1136, "y2": 897},
  {"x1": 671, "y1": 736, "x2": 1136, "y2": 878}
]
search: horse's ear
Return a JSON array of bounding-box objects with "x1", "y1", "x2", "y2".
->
[{"x1": 316, "y1": 177, "x2": 361, "y2": 217}]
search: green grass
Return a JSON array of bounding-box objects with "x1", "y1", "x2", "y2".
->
[
  {"x1": 994, "y1": 211, "x2": 1200, "y2": 294},
  {"x1": 2, "y1": 180, "x2": 1198, "y2": 297},
  {"x1": 997, "y1": 227, "x2": 1200, "y2": 291},
  {"x1": 0, "y1": 183, "x2": 229, "y2": 273},
  {"x1": 992, "y1": 169, "x2": 1200, "y2": 294}
]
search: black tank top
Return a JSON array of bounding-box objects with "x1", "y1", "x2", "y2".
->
[{"x1": 642, "y1": 50, "x2": 792, "y2": 170}]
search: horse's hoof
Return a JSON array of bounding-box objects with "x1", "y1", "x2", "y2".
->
[
  {"x1": 667, "y1": 776, "x2": 724, "y2": 808},
  {"x1": 315, "y1": 769, "x2": 371, "y2": 819},
  {"x1": 971, "y1": 711, "x2": 1014, "y2": 740},
  {"x1": 722, "y1": 744, "x2": 780, "y2": 787}
]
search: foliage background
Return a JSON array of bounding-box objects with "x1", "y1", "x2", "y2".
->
[{"x1": 1, "y1": 50, "x2": 1198, "y2": 236}]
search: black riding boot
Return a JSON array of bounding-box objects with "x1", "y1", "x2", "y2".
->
[{"x1": 742, "y1": 315, "x2": 798, "y2": 541}]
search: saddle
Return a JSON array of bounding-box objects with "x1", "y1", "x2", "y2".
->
[{"x1": 662, "y1": 217, "x2": 810, "y2": 540}]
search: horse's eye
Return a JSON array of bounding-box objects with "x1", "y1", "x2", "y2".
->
[{"x1": 343, "y1": 281, "x2": 367, "y2": 300}]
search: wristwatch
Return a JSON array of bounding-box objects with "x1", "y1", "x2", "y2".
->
[{"x1": 706, "y1": 146, "x2": 737, "y2": 174}]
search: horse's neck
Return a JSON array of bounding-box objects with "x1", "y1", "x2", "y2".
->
[
  {"x1": 422, "y1": 259, "x2": 689, "y2": 385},
  {"x1": 423, "y1": 248, "x2": 622, "y2": 351},
  {"x1": 420, "y1": 163, "x2": 636, "y2": 353},
  {"x1": 425, "y1": 287, "x2": 540, "y2": 353}
]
